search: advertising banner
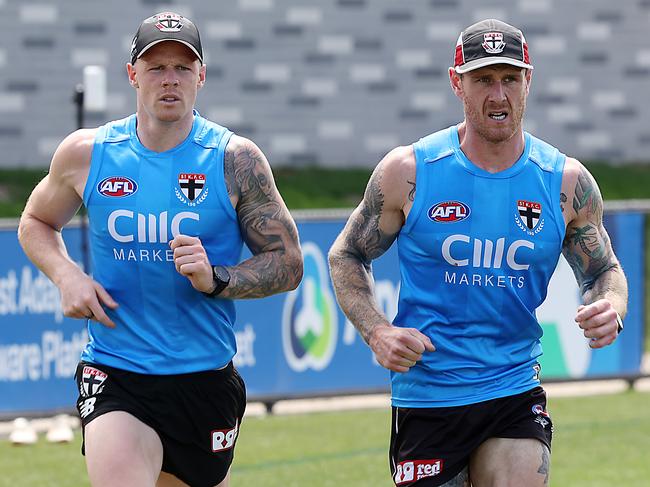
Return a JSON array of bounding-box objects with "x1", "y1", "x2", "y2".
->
[
  {"x1": 0, "y1": 225, "x2": 87, "y2": 414},
  {"x1": 0, "y1": 212, "x2": 646, "y2": 414}
]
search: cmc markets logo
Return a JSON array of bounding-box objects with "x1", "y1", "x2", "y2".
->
[
  {"x1": 107, "y1": 210, "x2": 199, "y2": 243},
  {"x1": 282, "y1": 242, "x2": 338, "y2": 372},
  {"x1": 442, "y1": 234, "x2": 534, "y2": 270}
]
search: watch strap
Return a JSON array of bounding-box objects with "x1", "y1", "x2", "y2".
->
[{"x1": 204, "y1": 265, "x2": 230, "y2": 297}]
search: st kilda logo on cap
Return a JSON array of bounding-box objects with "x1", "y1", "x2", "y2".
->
[{"x1": 154, "y1": 12, "x2": 184, "y2": 33}]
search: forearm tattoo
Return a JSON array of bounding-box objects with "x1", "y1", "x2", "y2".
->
[
  {"x1": 222, "y1": 142, "x2": 301, "y2": 299},
  {"x1": 329, "y1": 163, "x2": 399, "y2": 343},
  {"x1": 562, "y1": 166, "x2": 624, "y2": 299}
]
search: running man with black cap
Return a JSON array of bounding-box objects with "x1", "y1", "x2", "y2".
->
[
  {"x1": 18, "y1": 11, "x2": 302, "y2": 487},
  {"x1": 329, "y1": 18, "x2": 627, "y2": 486}
]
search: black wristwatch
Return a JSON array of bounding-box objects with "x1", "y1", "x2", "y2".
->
[
  {"x1": 615, "y1": 312, "x2": 624, "y2": 334},
  {"x1": 204, "y1": 265, "x2": 231, "y2": 297}
]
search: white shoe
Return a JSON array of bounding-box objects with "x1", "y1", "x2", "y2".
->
[
  {"x1": 46, "y1": 414, "x2": 74, "y2": 443},
  {"x1": 9, "y1": 417, "x2": 38, "y2": 445}
]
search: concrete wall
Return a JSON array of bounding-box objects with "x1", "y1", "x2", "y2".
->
[{"x1": 0, "y1": 0, "x2": 648, "y2": 168}]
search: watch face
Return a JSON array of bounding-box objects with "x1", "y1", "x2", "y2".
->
[{"x1": 214, "y1": 266, "x2": 230, "y2": 284}]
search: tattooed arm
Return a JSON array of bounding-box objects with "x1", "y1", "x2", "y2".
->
[
  {"x1": 172, "y1": 136, "x2": 302, "y2": 299},
  {"x1": 328, "y1": 146, "x2": 434, "y2": 373},
  {"x1": 221, "y1": 136, "x2": 303, "y2": 298},
  {"x1": 560, "y1": 157, "x2": 628, "y2": 348}
]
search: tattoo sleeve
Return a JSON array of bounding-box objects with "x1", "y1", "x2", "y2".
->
[
  {"x1": 562, "y1": 165, "x2": 628, "y2": 311},
  {"x1": 328, "y1": 162, "x2": 401, "y2": 344},
  {"x1": 220, "y1": 141, "x2": 302, "y2": 299}
]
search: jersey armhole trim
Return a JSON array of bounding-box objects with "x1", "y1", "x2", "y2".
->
[
  {"x1": 401, "y1": 142, "x2": 430, "y2": 235},
  {"x1": 214, "y1": 130, "x2": 237, "y2": 222},
  {"x1": 552, "y1": 153, "x2": 567, "y2": 249},
  {"x1": 82, "y1": 126, "x2": 108, "y2": 206}
]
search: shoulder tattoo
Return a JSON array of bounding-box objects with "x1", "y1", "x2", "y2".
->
[
  {"x1": 407, "y1": 180, "x2": 416, "y2": 202},
  {"x1": 563, "y1": 164, "x2": 616, "y2": 290},
  {"x1": 567, "y1": 165, "x2": 606, "y2": 259},
  {"x1": 344, "y1": 164, "x2": 395, "y2": 264},
  {"x1": 223, "y1": 147, "x2": 237, "y2": 200},
  {"x1": 572, "y1": 166, "x2": 601, "y2": 220}
]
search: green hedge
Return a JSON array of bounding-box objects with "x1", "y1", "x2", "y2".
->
[{"x1": 2, "y1": 163, "x2": 650, "y2": 218}]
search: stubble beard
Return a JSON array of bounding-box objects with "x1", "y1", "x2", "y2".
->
[
  {"x1": 155, "y1": 103, "x2": 186, "y2": 124},
  {"x1": 464, "y1": 94, "x2": 527, "y2": 145}
]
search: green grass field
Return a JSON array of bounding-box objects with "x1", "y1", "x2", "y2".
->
[{"x1": 1, "y1": 390, "x2": 648, "y2": 487}]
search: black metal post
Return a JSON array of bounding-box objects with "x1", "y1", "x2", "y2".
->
[{"x1": 73, "y1": 84, "x2": 90, "y2": 274}]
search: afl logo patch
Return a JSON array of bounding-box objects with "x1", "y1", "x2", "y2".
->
[
  {"x1": 97, "y1": 176, "x2": 138, "y2": 197},
  {"x1": 428, "y1": 201, "x2": 470, "y2": 223}
]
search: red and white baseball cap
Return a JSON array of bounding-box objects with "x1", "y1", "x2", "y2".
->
[
  {"x1": 453, "y1": 19, "x2": 533, "y2": 74},
  {"x1": 130, "y1": 12, "x2": 203, "y2": 65}
]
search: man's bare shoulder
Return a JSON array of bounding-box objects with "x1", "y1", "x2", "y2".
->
[
  {"x1": 50, "y1": 129, "x2": 98, "y2": 179},
  {"x1": 560, "y1": 156, "x2": 582, "y2": 219},
  {"x1": 21, "y1": 129, "x2": 98, "y2": 229},
  {"x1": 225, "y1": 134, "x2": 263, "y2": 158},
  {"x1": 382, "y1": 144, "x2": 416, "y2": 177},
  {"x1": 377, "y1": 145, "x2": 416, "y2": 208},
  {"x1": 222, "y1": 134, "x2": 272, "y2": 202},
  {"x1": 561, "y1": 156, "x2": 604, "y2": 225},
  {"x1": 562, "y1": 156, "x2": 582, "y2": 180}
]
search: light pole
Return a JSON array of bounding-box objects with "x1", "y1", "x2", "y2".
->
[{"x1": 72, "y1": 66, "x2": 106, "y2": 273}]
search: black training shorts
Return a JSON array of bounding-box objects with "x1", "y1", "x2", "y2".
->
[
  {"x1": 74, "y1": 360, "x2": 246, "y2": 487},
  {"x1": 390, "y1": 386, "x2": 553, "y2": 486}
]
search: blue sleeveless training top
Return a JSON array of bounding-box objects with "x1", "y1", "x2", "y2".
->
[
  {"x1": 80, "y1": 112, "x2": 243, "y2": 374},
  {"x1": 392, "y1": 125, "x2": 566, "y2": 407}
]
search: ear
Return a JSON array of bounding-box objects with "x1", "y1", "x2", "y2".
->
[
  {"x1": 449, "y1": 67, "x2": 463, "y2": 98},
  {"x1": 127, "y1": 63, "x2": 138, "y2": 88},
  {"x1": 197, "y1": 64, "x2": 206, "y2": 89},
  {"x1": 524, "y1": 69, "x2": 532, "y2": 95}
]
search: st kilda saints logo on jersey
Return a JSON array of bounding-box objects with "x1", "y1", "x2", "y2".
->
[
  {"x1": 80, "y1": 366, "x2": 108, "y2": 397},
  {"x1": 154, "y1": 12, "x2": 184, "y2": 33},
  {"x1": 482, "y1": 32, "x2": 506, "y2": 54},
  {"x1": 515, "y1": 199, "x2": 544, "y2": 236},
  {"x1": 175, "y1": 173, "x2": 209, "y2": 207}
]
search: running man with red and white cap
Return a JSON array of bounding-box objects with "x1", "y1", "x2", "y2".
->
[
  {"x1": 18, "y1": 11, "x2": 302, "y2": 487},
  {"x1": 329, "y1": 18, "x2": 627, "y2": 486}
]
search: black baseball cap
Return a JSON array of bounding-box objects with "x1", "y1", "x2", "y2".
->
[
  {"x1": 453, "y1": 19, "x2": 533, "y2": 74},
  {"x1": 130, "y1": 12, "x2": 203, "y2": 65}
]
